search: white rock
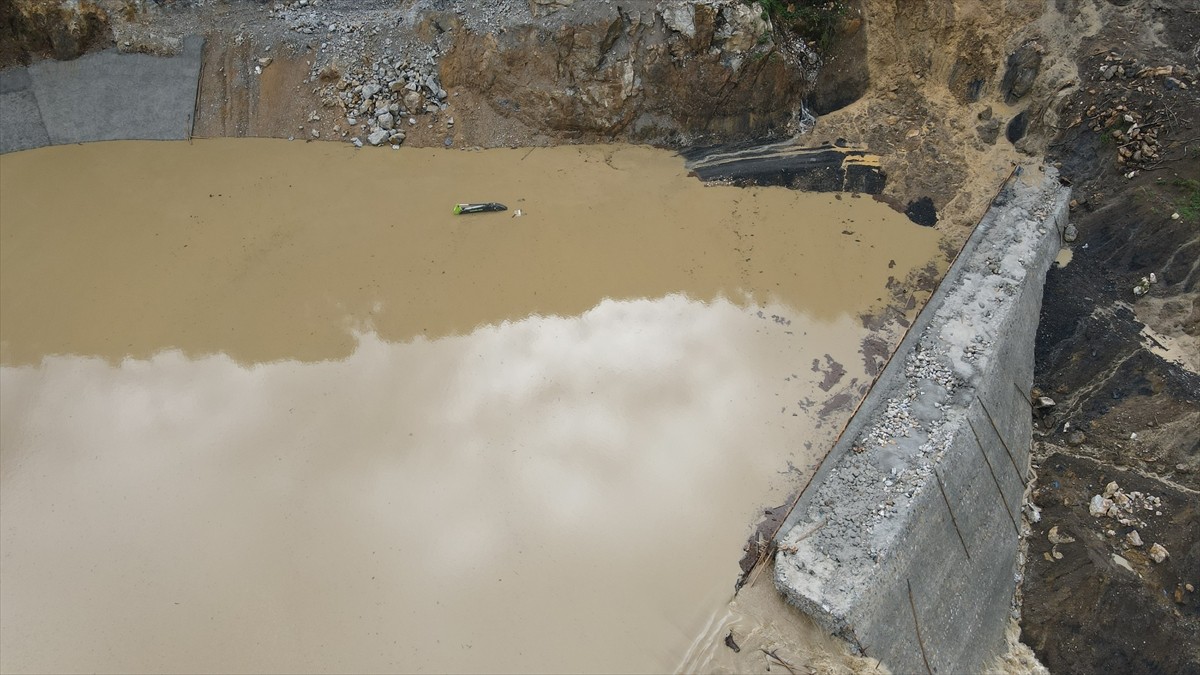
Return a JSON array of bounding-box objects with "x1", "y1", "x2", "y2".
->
[
  {"x1": 1149, "y1": 543, "x2": 1169, "y2": 563},
  {"x1": 660, "y1": 3, "x2": 697, "y2": 38},
  {"x1": 1126, "y1": 530, "x2": 1143, "y2": 547},
  {"x1": 1111, "y1": 554, "x2": 1135, "y2": 573},
  {"x1": 1090, "y1": 495, "x2": 1113, "y2": 517},
  {"x1": 367, "y1": 128, "x2": 389, "y2": 146},
  {"x1": 310, "y1": 129, "x2": 320, "y2": 138},
  {"x1": 1048, "y1": 526, "x2": 1076, "y2": 544},
  {"x1": 1025, "y1": 503, "x2": 1042, "y2": 523},
  {"x1": 1104, "y1": 481, "x2": 1120, "y2": 498}
]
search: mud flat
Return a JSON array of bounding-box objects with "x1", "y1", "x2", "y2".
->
[{"x1": 0, "y1": 139, "x2": 939, "y2": 673}]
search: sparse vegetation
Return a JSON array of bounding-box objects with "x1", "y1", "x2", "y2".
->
[
  {"x1": 1174, "y1": 178, "x2": 1200, "y2": 222},
  {"x1": 754, "y1": 0, "x2": 850, "y2": 52}
]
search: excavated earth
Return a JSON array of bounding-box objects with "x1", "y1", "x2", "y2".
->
[
  {"x1": 2, "y1": 0, "x2": 1199, "y2": 672},
  {"x1": 1022, "y1": 2, "x2": 1200, "y2": 671}
]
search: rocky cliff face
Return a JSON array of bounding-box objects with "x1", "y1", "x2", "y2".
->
[
  {"x1": 440, "y1": 1, "x2": 819, "y2": 144},
  {"x1": 0, "y1": 0, "x2": 113, "y2": 67}
]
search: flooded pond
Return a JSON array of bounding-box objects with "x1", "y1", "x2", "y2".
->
[{"x1": 0, "y1": 139, "x2": 939, "y2": 673}]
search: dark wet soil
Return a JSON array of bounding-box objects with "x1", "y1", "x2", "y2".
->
[
  {"x1": 1022, "y1": 453, "x2": 1199, "y2": 675},
  {"x1": 1024, "y1": 0, "x2": 1200, "y2": 670}
]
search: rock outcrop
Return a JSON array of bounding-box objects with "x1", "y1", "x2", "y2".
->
[
  {"x1": 441, "y1": 1, "x2": 818, "y2": 144},
  {"x1": 0, "y1": 0, "x2": 112, "y2": 67}
]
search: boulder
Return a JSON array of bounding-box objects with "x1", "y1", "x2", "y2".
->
[
  {"x1": 1001, "y1": 41, "x2": 1043, "y2": 104},
  {"x1": 367, "y1": 128, "x2": 389, "y2": 146}
]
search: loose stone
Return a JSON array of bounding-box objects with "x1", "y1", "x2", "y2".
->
[
  {"x1": 367, "y1": 128, "x2": 389, "y2": 146},
  {"x1": 1149, "y1": 543, "x2": 1169, "y2": 563}
]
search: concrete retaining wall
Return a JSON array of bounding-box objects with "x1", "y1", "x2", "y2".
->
[
  {"x1": 0, "y1": 37, "x2": 203, "y2": 154},
  {"x1": 774, "y1": 168, "x2": 1070, "y2": 674}
]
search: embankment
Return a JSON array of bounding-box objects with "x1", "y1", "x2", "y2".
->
[
  {"x1": 774, "y1": 168, "x2": 1069, "y2": 674},
  {"x1": 0, "y1": 36, "x2": 201, "y2": 153}
]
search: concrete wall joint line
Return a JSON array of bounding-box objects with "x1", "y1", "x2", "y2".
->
[
  {"x1": 979, "y1": 395, "x2": 1027, "y2": 487},
  {"x1": 907, "y1": 578, "x2": 935, "y2": 675},
  {"x1": 934, "y1": 468, "x2": 971, "y2": 561},
  {"x1": 967, "y1": 415, "x2": 1022, "y2": 536}
]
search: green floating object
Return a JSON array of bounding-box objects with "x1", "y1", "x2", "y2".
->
[{"x1": 453, "y1": 202, "x2": 507, "y2": 215}]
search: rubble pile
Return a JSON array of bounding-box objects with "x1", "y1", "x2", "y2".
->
[
  {"x1": 1086, "y1": 480, "x2": 1170, "y2": 563},
  {"x1": 330, "y1": 57, "x2": 450, "y2": 147},
  {"x1": 1075, "y1": 52, "x2": 1196, "y2": 172}
]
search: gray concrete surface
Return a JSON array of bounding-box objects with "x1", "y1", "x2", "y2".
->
[
  {"x1": 774, "y1": 169, "x2": 1070, "y2": 674},
  {"x1": 0, "y1": 37, "x2": 202, "y2": 154},
  {"x1": 1, "y1": 68, "x2": 51, "y2": 153}
]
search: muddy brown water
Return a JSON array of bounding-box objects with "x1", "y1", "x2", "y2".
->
[{"x1": 0, "y1": 139, "x2": 938, "y2": 673}]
